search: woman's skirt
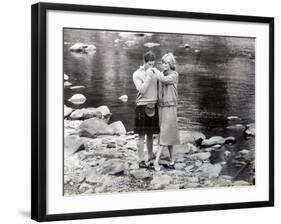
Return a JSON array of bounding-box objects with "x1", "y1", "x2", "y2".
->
[
  {"x1": 158, "y1": 106, "x2": 180, "y2": 146},
  {"x1": 134, "y1": 104, "x2": 160, "y2": 135}
]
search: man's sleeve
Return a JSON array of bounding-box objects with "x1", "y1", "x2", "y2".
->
[{"x1": 133, "y1": 71, "x2": 152, "y2": 94}]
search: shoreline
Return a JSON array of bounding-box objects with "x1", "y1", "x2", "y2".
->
[{"x1": 64, "y1": 105, "x2": 255, "y2": 196}]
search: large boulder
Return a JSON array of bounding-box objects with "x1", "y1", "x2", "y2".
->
[
  {"x1": 64, "y1": 135, "x2": 86, "y2": 157},
  {"x1": 79, "y1": 118, "x2": 114, "y2": 137},
  {"x1": 109, "y1": 121, "x2": 126, "y2": 135},
  {"x1": 69, "y1": 43, "x2": 96, "y2": 53},
  {"x1": 70, "y1": 108, "x2": 102, "y2": 120},
  {"x1": 68, "y1": 93, "x2": 86, "y2": 105}
]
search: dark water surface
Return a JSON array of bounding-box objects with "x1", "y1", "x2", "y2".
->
[{"x1": 64, "y1": 29, "x2": 255, "y2": 181}]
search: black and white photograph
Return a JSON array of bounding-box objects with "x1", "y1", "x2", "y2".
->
[{"x1": 63, "y1": 28, "x2": 256, "y2": 196}]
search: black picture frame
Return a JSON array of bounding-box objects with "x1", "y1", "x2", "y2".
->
[{"x1": 31, "y1": 2, "x2": 274, "y2": 222}]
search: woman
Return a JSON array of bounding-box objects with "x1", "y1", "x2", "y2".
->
[{"x1": 153, "y1": 53, "x2": 180, "y2": 171}]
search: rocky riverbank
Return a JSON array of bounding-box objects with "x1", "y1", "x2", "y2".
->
[{"x1": 64, "y1": 105, "x2": 255, "y2": 196}]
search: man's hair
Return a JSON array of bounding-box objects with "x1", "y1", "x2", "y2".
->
[{"x1": 143, "y1": 51, "x2": 156, "y2": 63}]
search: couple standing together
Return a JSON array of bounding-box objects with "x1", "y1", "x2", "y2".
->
[{"x1": 133, "y1": 51, "x2": 180, "y2": 171}]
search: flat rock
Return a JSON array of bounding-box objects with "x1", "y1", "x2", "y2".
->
[
  {"x1": 116, "y1": 138, "x2": 127, "y2": 147},
  {"x1": 64, "y1": 120, "x2": 83, "y2": 129},
  {"x1": 195, "y1": 160, "x2": 203, "y2": 166},
  {"x1": 68, "y1": 93, "x2": 86, "y2": 105},
  {"x1": 100, "y1": 159, "x2": 125, "y2": 175},
  {"x1": 124, "y1": 141, "x2": 137, "y2": 151},
  {"x1": 190, "y1": 152, "x2": 211, "y2": 160},
  {"x1": 69, "y1": 43, "x2": 96, "y2": 53},
  {"x1": 185, "y1": 165, "x2": 194, "y2": 172},
  {"x1": 201, "y1": 136, "x2": 225, "y2": 147},
  {"x1": 85, "y1": 168, "x2": 102, "y2": 184},
  {"x1": 227, "y1": 116, "x2": 240, "y2": 120},
  {"x1": 64, "y1": 135, "x2": 86, "y2": 157},
  {"x1": 64, "y1": 81, "x2": 72, "y2": 87},
  {"x1": 79, "y1": 118, "x2": 114, "y2": 137},
  {"x1": 176, "y1": 157, "x2": 186, "y2": 163},
  {"x1": 70, "y1": 85, "x2": 85, "y2": 90},
  {"x1": 186, "y1": 176, "x2": 199, "y2": 183},
  {"x1": 226, "y1": 124, "x2": 245, "y2": 131},
  {"x1": 151, "y1": 174, "x2": 172, "y2": 188},
  {"x1": 70, "y1": 108, "x2": 102, "y2": 120},
  {"x1": 197, "y1": 163, "x2": 222, "y2": 178},
  {"x1": 130, "y1": 169, "x2": 151, "y2": 179},
  {"x1": 109, "y1": 121, "x2": 126, "y2": 135},
  {"x1": 174, "y1": 163, "x2": 186, "y2": 170},
  {"x1": 119, "y1": 95, "x2": 128, "y2": 102}
]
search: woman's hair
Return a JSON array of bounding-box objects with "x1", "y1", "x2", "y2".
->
[
  {"x1": 161, "y1": 53, "x2": 176, "y2": 70},
  {"x1": 143, "y1": 51, "x2": 156, "y2": 62}
]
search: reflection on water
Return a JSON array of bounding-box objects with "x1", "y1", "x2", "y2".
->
[
  {"x1": 64, "y1": 29, "x2": 255, "y2": 130},
  {"x1": 64, "y1": 29, "x2": 255, "y2": 182}
]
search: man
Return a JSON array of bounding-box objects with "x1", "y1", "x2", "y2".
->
[{"x1": 133, "y1": 51, "x2": 159, "y2": 168}]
